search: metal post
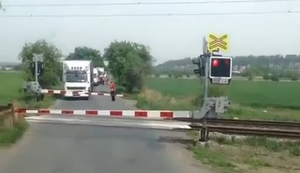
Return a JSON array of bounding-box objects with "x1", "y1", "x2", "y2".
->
[
  {"x1": 200, "y1": 37, "x2": 209, "y2": 142},
  {"x1": 32, "y1": 54, "x2": 44, "y2": 100},
  {"x1": 202, "y1": 37, "x2": 209, "y2": 100},
  {"x1": 34, "y1": 57, "x2": 38, "y2": 87}
]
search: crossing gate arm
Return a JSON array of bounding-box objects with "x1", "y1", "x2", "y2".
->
[
  {"x1": 40, "y1": 89, "x2": 129, "y2": 97},
  {"x1": 15, "y1": 108, "x2": 191, "y2": 119}
]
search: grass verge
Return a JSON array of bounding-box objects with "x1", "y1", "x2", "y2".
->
[
  {"x1": 0, "y1": 72, "x2": 24, "y2": 105},
  {"x1": 146, "y1": 77, "x2": 300, "y2": 110},
  {"x1": 0, "y1": 72, "x2": 57, "y2": 109},
  {"x1": 188, "y1": 135, "x2": 300, "y2": 173},
  {"x1": 0, "y1": 72, "x2": 60, "y2": 146},
  {"x1": 0, "y1": 117, "x2": 29, "y2": 146},
  {"x1": 135, "y1": 77, "x2": 300, "y2": 172},
  {"x1": 136, "y1": 89, "x2": 197, "y2": 110},
  {"x1": 136, "y1": 88, "x2": 300, "y2": 121}
]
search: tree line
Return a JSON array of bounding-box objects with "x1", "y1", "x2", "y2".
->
[
  {"x1": 18, "y1": 39, "x2": 154, "y2": 93},
  {"x1": 156, "y1": 55, "x2": 300, "y2": 69},
  {"x1": 153, "y1": 68, "x2": 300, "y2": 81},
  {"x1": 154, "y1": 54, "x2": 300, "y2": 81}
]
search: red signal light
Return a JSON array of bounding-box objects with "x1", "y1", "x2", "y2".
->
[
  {"x1": 212, "y1": 59, "x2": 219, "y2": 67},
  {"x1": 225, "y1": 59, "x2": 230, "y2": 66}
]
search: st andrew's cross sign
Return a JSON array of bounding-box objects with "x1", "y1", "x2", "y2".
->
[{"x1": 207, "y1": 34, "x2": 229, "y2": 52}]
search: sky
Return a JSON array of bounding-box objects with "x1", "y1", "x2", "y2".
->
[{"x1": 1, "y1": 0, "x2": 300, "y2": 64}]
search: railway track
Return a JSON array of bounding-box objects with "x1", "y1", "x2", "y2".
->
[
  {"x1": 174, "y1": 118, "x2": 300, "y2": 139},
  {"x1": 189, "y1": 124, "x2": 300, "y2": 139},
  {"x1": 205, "y1": 118, "x2": 300, "y2": 129},
  {"x1": 175, "y1": 118, "x2": 300, "y2": 130}
]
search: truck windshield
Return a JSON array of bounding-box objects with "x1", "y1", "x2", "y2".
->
[{"x1": 66, "y1": 71, "x2": 87, "y2": 83}]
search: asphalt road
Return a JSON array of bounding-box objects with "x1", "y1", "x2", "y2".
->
[{"x1": 0, "y1": 85, "x2": 213, "y2": 173}]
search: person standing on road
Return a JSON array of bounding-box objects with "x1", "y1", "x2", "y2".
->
[{"x1": 110, "y1": 80, "x2": 116, "y2": 101}]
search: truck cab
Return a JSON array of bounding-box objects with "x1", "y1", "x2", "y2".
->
[{"x1": 63, "y1": 60, "x2": 93, "y2": 100}]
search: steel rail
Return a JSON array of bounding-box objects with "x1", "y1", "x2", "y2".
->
[
  {"x1": 189, "y1": 124, "x2": 300, "y2": 139},
  {"x1": 174, "y1": 118, "x2": 300, "y2": 129}
]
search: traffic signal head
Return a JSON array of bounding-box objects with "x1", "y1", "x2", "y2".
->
[
  {"x1": 192, "y1": 55, "x2": 205, "y2": 76},
  {"x1": 209, "y1": 56, "x2": 232, "y2": 79},
  {"x1": 192, "y1": 56, "x2": 202, "y2": 66}
]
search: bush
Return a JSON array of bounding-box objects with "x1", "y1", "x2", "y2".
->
[
  {"x1": 263, "y1": 74, "x2": 270, "y2": 80},
  {"x1": 291, "y1": 76, "x2": 298, "y2": 81},
  {"x1": 270, "y1": 74, "x2": 279, "y2": 81}
]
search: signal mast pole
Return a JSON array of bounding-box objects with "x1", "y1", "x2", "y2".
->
[
  {"x1": 202, "y1": 37, "x2": 209, "y2": 101},
  {"x1": 192, "y1": 36, "x2": 231, "y2": 142},
  {"x1": 200, "y1": 37, "x2": 209, "y2": 142}
]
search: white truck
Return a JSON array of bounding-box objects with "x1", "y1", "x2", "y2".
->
[
  {"x1": 97, "y1": 67, "x2": 105, "y2": 74},
  {"x1": 93, "y1": 68, "x2": 100, "y2": 86},
  {"x1": 96, "y1": 67, "x2": 106, "y2": 85},
  {"x1": 62, "y1": 60, "x2": 93, "y2": 100}
]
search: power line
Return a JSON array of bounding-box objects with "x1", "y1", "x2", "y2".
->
[
  {"x1": 1, "y1": 11, "x2": 299, "y2": 18},
  {"x1": 3, "y1": 0, "x2": 300, "y2": 7}
]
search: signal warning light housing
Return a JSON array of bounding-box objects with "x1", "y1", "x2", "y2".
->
[{"x1": 209, "y1": 56, "x2": 232, "y2": 79}]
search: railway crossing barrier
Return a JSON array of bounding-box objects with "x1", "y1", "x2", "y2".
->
[
  {"x1": 4, "y1": 104, "x2": 300, "y2": 140},
  {"x1": 40, "y1": 89, "x2": 128, "y2": 97},
  {"x1": 15, "y1": 108, "x2": 191, "y2": 119}
]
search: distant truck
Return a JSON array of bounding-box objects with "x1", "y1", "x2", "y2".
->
[
  {"x1": 62, "y1": 60, "x2": 93, "y2": 100},
  {"x1": 96, "y1": 67, "x2": 106, "y2": 85},
  {"x1": 93, "y1": 68, "x2": 100, "y2": 86},
  {"x1": 97, "y1": 67, "x2": 105, "y2": 74}
]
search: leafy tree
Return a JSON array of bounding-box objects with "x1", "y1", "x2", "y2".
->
[
  {"x1": 270, "y1": 74, "x2": 279, "y2": 81},
  {"x1": 290, "y1": 72, "x2": 299, "y2": 81},
  {"x1": 19, "y1": 39, "x2": 63, "y2": 88},
  {"x1": 103, "y1": 41, "x2": 153, "y2": 93},
  {"x1": 13, "y1": 64, "x2": 23, "y2": 71},
  {"x1": 291, "y1": 75, "x2": 298, "y2": 81},
  {"x1": 283, "y1": 70, "x2": 299, "y2": 81},
  {"x1": 66, "y1": 46, "x2": 104, "y2": 67},
  {"x1": 263, "y1": 73, "x2": 270, "y2": 80}
]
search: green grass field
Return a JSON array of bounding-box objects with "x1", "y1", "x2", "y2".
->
[
  {"x1": 0, "y1": 72, "x2": 23, "y2": 105},
  {"x1": 146, "y1": 77, "x2": 300, "y2": 109}
]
